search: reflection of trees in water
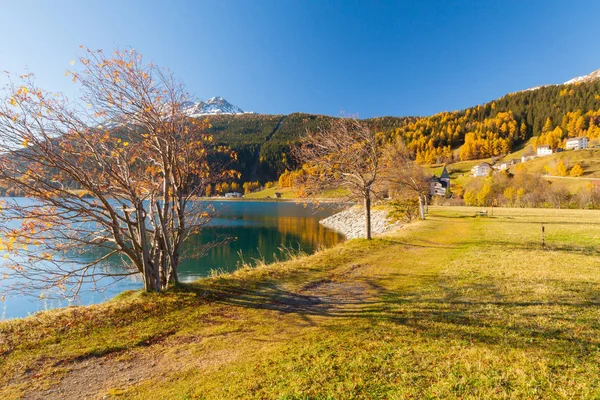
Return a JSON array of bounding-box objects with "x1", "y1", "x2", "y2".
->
[
  {"x1": 5, "y1": 202, "x2": 344, "y2": 280},
  {"x1": 60, "y1": 214, "x2": 344, "y2": 281},
  {"x1": 274, "y1": 216, "x2": 344, "y2": 248},
  {"x1": 176, "y1": 216, "x2": 344, "y2": 277},
  {"x1": 1, "y1": 199, "x2": 345, "y2": 318},
  {"x1": 30, "y1": 212, "x2": 345, "y2": 282}
]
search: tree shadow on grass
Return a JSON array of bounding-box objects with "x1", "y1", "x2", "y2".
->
[
  {"x1": 457, "y1": 238, "x2": 600, "y2": 256},
  {"x1": 492, "y1": 219, "x2": 600, "y2": 226},
  {"x1": 182, "y1": 272, "x2": 600, "y2": 357},
  {"x1": 374, "y1": 238, "x2": 464, "y2": 250}
]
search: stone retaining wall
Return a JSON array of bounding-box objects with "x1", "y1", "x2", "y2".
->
[{"x1": 319, "y1": 207, "x2": 401, "y2": 239}]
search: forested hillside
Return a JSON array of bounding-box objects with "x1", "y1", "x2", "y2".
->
[
  {"x1": 208, "y1": 113, "x2": 408, "y2": 182},
  {"x1": 209, "y1": 79, "x2": 600, "y2": 183},
  {"x1": 388, "y1": 80, "x2": 600, "y2": 164},
  {"x1": 2, "y1": 78, "x2": 600, "y2": 195}
]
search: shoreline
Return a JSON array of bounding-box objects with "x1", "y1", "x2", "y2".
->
[
  {"x1": 0, "y1": 195, "x2": 349, "y2": 204},
  {"x1": 203, "y1": 196, "x2": 350, "y2": 204},
  {"x1": 319, "y1": 206, "x2": 401, "y2": 239},
  {"x1": 0, "y1": 199, "x2": 349, "y2": 321}
]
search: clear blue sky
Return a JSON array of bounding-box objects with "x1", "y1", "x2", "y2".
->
[{"x1": 1, "y1": 0, "x2": 600, "y2": 118}]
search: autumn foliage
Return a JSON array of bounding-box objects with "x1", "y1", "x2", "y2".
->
[
  {"x1": 0, "y1": 48, "x2": 236, "y2": 294},
  {"x1": 296, "y1": 118, "x2": 384, "y2": 239}
]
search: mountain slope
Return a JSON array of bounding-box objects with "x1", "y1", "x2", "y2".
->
[
  {"x1": 202, "y1": 68, "x2": 600, "y2": 179},
  {"x1": 3, "y1": 70, "x2": 600, "y2": 196},
  {"x1": 564, "y1": 68, "x2": 600, "y2": 85}
]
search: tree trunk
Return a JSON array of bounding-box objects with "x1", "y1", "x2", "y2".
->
[
  {"x1": 364, "y1": 194, "x2": 372, "y2": 240},
  {"x1": 156, "y1": 201, "x2": 179, "y2": 286},
  {"x1": 136, "y1": 204, "x2": 153, "y2": 291},
  {"x1": 418, "y1": 195, "x2": 426, "y2": 220}
]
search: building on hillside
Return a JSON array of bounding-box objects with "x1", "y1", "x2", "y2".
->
[
  {"x1": 471, "y1": 162, "x2": 492, "y2": 177},
  {"x1": 494, "y1": 162, "x2": 509, "y2": 171},
  {"x1": 224, "y1": 192, "x2": 242, "y2": 198},
  {"x1": 494, "y1": 159, "x2": 521, "y2": 171},
  {"x1": 429, "y1": 165, "x2": 450, "y2": 196},
  {"x1": 536, "y1": 146, "x2": 553, "y2": 156},
  {"x1": 566, "y1": 136, "x2": 589, "y2": 150},
  {"x1": 521, "y1": 152, "x2": 536, "y2": 162}
]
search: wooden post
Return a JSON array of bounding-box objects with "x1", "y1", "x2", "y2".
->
[
  {"x1": 542, "y1": 224, "x2": 545, "y2": 247},
  {"x1": 418, "y1": 195, "x2": 425, "y2": 220}
]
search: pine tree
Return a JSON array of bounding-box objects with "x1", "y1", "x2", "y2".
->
[{"x1": 542, "y1": 117, "x2": 553, "y2": 133}]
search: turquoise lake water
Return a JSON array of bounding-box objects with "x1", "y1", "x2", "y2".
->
[{"x1": 0, "y1": 199, "x2": 345, "y2": 319}]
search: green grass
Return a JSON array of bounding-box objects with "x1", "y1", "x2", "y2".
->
[
  {"x1": 244, "y1": 186, "x2": 350, "y2": 200},
  {"x1": 545, "y1": 176, "x2": 597, "y2": 192},
  {"x1": 500, "y1": 137, "x2": 536, "y2": 161},
  {"x1": 243, "y1": 186, "x2": 298, "y2": 199},
  {"x1": 3, "y1": 207, "x2": 600, "y2": 398}
]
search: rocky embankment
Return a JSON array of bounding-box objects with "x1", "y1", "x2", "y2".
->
[{"x1": 319, "y1": 207, "x2": 401, "y2": 239}]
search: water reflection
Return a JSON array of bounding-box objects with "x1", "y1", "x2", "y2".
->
[
  {"x1": 180, "y1": 214, "x2": 344, "y2": 280},
  {"x1": 0, "y1": 199, "x2": 345, "y2": 319}
]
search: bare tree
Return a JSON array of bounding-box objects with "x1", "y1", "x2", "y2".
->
[
  {"x1": 545, "y1": 184, "x2": 570, "y2": 214},
  {"x1": 381, "y1": 140, "x2": 430, "y2": 220},
  {"x1": 0, "y1": 48, "x2": 236, "y2": 295},
  {"x1": 296, "y1": 118, "x2": 383, "y2": 239}
]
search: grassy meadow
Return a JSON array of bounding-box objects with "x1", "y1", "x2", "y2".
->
[
  {"x1": 2, "y1": 206, "x2": 600, "y2": 398},
  {"x1": 243, "y1": 186, "x2": 350, "y2": 200}
]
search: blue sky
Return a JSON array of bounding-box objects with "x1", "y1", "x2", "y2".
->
[{"x1": 1, "y1": 0, "x2": 600, "y2": 117}]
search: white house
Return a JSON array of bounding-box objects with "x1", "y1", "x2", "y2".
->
[
  {"x1": 536, "y1": 145, "x2": 553, "y2": 156},
  {"x1": 522, "y1": 152, "x2": 536, "y2": 162},
  {"x1": 224, "y1": 192, "x2": 243, "y2": 198},
  {"x1": 566, "y1": 136, "x2": 589, "y2": 150},
  {"x1": 493, "y1": 162, "x2": 507, "y2": 171},
  {"x1": 471, "y1": 162, "x2": 492, "y2": 177},
  {"x1": 494, "y1": 159, "x2": 520, "y2": 171}
]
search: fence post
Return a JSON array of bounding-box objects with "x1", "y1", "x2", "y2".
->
[{"x1": 541, "y1": 224, "x2": 545, "y2": 247}]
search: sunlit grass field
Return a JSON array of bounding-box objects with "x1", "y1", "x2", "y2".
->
[
  {"x1": 2, "y1": 206, "x2": 600, "y2": 398},
  {"x1": 243, "y1": 186, "x2": 349, "y2": 200}
]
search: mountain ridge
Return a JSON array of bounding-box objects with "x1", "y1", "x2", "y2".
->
[
  {"x1": 182, "y1": 96, "x2": 250, "y2": 116},
  {"x1": 520, "y1": 68, "x2": 600, "y2": 93},
  {"x1": 564, "y1": 68, "x2": 600, "y2": 85}
]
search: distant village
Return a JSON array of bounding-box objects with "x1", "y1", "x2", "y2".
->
[{"x1": 428, "y1": 136, "x2": 591, "y2": 197}]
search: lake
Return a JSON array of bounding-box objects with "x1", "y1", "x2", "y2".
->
[{"x1": 0, "y1": 199, "x2": 345, "y2": 319}]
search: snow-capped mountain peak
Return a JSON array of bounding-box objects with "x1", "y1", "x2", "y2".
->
[
  {"x1": 182, "y1": 97, "x2": 246, "y2": 117},
  {"x1": 564, "y1": 69, "x2": 600, "y2": 85},
  {"x1": 518, "y1": 68, "x2": 600, "y2": 93},
  {"x1": 98, "y1": 97, "x2": 250, "y2": 129}
]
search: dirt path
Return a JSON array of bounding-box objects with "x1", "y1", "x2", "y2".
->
[{"x1": 19, "y1": 263, "x2": 380, "y2": 399}]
